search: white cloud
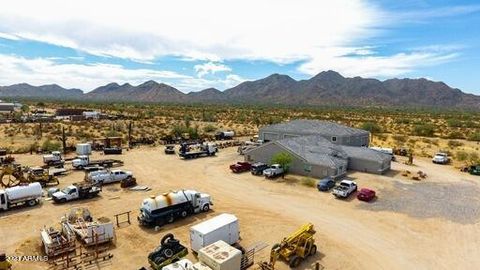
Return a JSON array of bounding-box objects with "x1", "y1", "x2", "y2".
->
[
  {"x1": 0, "y1": 54, "x2": 245, "y2": 92},
  {"x1": 298, "y1": 47, "x2": 459, "y2": 78},
  {"x1": 0, "y1": 0, "x2": 382, "y2": 63},
  {"x1": 194, "y1": 62, "x2": 232, "y2": 78}
]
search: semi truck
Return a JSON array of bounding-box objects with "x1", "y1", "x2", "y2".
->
[
  {"x1": 138, "y1": 189, "x2": 212, "y2": 226},
  {"x1": 179, "y1": 143, "x2": 217, "y2": 159},
  {"x1": 51, "y1": 183, "x2": 101, "y2": 203},
  {"x1": 72, "y1": 155, "x2": 123, "y2": 170},
  {"x1": 0, "y1": 182, "x2": 43, "y2": 210}
]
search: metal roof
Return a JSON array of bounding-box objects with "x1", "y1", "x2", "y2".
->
[
  {"x1": 341, "y1": 145, "x2": 392, "y2": 162},
  {"x1": 275, "y1": 135, "x2": 348, "y2": 168},
  {"x1": 261, "y1": 119, "x2": 369, "y2": 137}
]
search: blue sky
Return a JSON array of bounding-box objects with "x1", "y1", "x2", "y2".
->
[{"x1": 0, "y1": 0, "x2": 479, "y2": 94}]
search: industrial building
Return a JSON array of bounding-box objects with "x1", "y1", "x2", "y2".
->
[
  {"x1": 246, "y1": 120, "x2": 391, "y2": 178},
  {"x1": 0, "y1": 102, "x2": 15, "y2": 114},
  {"x1": 258, "y1": 119, "x2": 370, "y2": 147}
]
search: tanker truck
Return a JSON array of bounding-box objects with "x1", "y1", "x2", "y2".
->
[
  {"x1": 0, "y1": 182, "x2": 43, "y2": 210},
  {"x1": 215, "y1": 131, "x2": 235, "y2": 140},
  {"x1": 138, "y1": 189, "x2": 212, "y2": 227}
]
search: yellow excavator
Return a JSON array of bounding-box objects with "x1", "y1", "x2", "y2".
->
[{"x1": 259, "y1": 223, "x2": 317, "y2": 269}]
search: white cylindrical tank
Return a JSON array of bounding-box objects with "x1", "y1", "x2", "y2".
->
[
  {"x1": 198, "y1": 240, "x2": 242, "y2": 270},
  {"x1": 141, "y1": 190, "x2": 190, "y2": 212},
  {"x1": 5, "y1": 182, "x2": 43, "y2": 201},
  {"x1": 76, "y1": 143, "x2": 92, "y2": 156}
]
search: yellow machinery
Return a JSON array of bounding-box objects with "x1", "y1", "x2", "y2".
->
[{"x1": 259, "y1": 223, "x2": 317, "y2": 269}]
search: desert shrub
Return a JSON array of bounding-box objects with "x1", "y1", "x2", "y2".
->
[
  {"x1": 468, "y1": 132, "x2": 480, "y2": 142},
  {"x1": 413, "y1": 124, "x2": 435, "y2": 137},
  {"x1": 396, "y1": 118, "x2": 411, "y2": 124},
  {"x1": 376, "y1": 134, "x2": 387, "y2": 141},
  {"x1": 301, "y1": 177, "x2": 317, "y2": 188},
  {"x1": 393, "y1": 135, "x2": 407, "y2": 143},
  {"x1": 446, "y1": 119, "x2": 463, "y2": 127},
  {"x1": 361, "y1": 122, "x2": 382, "y2": 133},
  {"x1": 448, "y1": 140, "x2": 464, "y2": 148},
  {"x1": 203, "y1": 124, "x2": 217, "y2": 133},
  {"x1": 447, "y1": 131, "x2": 465, "y2": 139},
  {"x1": 42, "y1": 139, "x2": 61, "y2": 152},
  {"x1": 456, "y1": 151, "x2": 468, "y2": 161}
]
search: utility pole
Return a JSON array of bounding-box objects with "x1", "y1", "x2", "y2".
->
[
  {"x1": 62, "y1": 126, "x2": 67, "y2": 155},
  {"x1": 128, "y1": 121, "x2": 133, "y2": 149}
]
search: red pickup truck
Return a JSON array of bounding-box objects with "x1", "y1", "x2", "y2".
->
[{"x1": 229, "y1": 162, "x2": 252, "y2": 173}]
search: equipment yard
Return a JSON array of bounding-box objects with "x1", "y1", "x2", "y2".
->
[{"x1": 1, "y1": 146, "x2": 480, "y2": 270}]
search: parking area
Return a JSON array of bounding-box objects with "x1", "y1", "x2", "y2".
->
[{"x1": 1, "y1": 147, "x2": 480, "y2": 270}]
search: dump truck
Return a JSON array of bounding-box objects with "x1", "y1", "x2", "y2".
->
[
  {"x1": 72, "y1": 155, "x2": 123, "y2": 170},
  {"x1": 259, "y1": 223, "x2": 317, "y2": 269},
  {"x1": 52, "y1": 182, "x2": 101, "y2": 203},
  {"x1": 0, "y1": 182, "x2": 43, "y2": 210},
  {"x1": 148, "y1": 233, "x2": 188, "y2": 270},
  {"x1": 179, "y1": 143, "x2": 217, "y2": 159},
  {"x1": 190, "y1": 213, "x2": 240, "y2": 253},
  {"x1": 138, "y1": 189, "x2": 212, "y2": 226}
]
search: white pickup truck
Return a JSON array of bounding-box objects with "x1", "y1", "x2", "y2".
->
[
  {"x1": 87, "y1": 169, "x2": 133, "y2": 185},
  {"x1": 263, "y1": 164, "x2": 284, "y2": 178},
  {"x1": 432, "y1": 152, "x2": 449, "y2": 164},
  {"x1": 332, "y1": 180, "x2": 357, "y2": 198}
]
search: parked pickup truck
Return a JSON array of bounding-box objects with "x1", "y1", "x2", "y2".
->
[
  {"x1": 87, "y1": 169, "x2": 133, "y2": 185},
  {"x1": 332, "y1": 180, "x2": 357, "y2": 198},
  {"x1": 263, "y1": 164, "x2": 284, "y2": 178},
  {"x1": 229, "y1": 162, "x2": 251, "y2": 173},
  {"x1": 251, "y1": 162, "x2": 269, "y2": 175},
  {"x1": 432, "y1": 152, "x2": 449, "y2": 164},
  {"x1": 52, "y1": 183, "x2": 101, "y2": 203}
]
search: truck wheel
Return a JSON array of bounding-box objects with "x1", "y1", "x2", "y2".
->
[
  {"x1": 310, "y1": 245, "x2": 317, "y2": 256},
  {"x1": 180, "y1": 210, "x2": 188, "y2": 218},
  {"x1": 202, "y1": 204, "x2": 210, "y2": 212},
  {"x1": 60, "y1": 198, "x2": 67, "y2": 203},
  {"x1": 27, "y1": 200, "x2": 37, "y2": 207},
  {"x1": 288, "y1": 256, "x2": 302, "y2": 268},
  {"x1": 167, "y1": 215, "x2": 174, "y2": 223}
]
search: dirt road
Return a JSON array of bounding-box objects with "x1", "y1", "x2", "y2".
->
[{"x1": 1, "y1": 147, "x2": 479, "y2": 270}]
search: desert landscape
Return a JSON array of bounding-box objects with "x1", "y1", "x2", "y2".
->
[{"x1": 1, "y1": 144, "x2": 479, "y2": 270}]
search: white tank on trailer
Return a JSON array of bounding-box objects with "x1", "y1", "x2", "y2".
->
[
  {"x1": 76, "y1": 143, "x2": 92, "y2": 156},
  {"x1": 5, "y1": 182, "x2": 43, "y2": 201},
  {"x1": 142, "y1": 190, "x2": 199, "y2": 212},
  {"x1": 222, "y1": 131, "x2": 234, "y2": 138}
]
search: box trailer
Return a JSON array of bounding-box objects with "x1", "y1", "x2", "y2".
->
[{"x1": 190, "y1": 213, "x2": 239, "y2": 253}]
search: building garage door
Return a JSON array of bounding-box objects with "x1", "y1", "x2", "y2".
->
[{"x1": 263, "y1": 132, "x2": 279, "y2": 142}]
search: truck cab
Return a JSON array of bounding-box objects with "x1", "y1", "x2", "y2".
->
[
  {"x1": 72, "y1": 155, "x2": 90, "y2": 169},
  {"x1": 52, "y1": 186, "x2": 79, "y2": 202},
  {"x1": 43, "y1": 151, "x2": 63, "y2": 166}
]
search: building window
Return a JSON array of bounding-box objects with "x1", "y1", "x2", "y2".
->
[{"x1": 331, "y1": 136, "x2": 337, "y2": 142}]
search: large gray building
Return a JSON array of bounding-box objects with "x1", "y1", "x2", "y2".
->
[
  {"x1": 258, "y1": 119, "x2": 370, "y2": 147},
  {"x1": 246, "y1": 122, "x2": 391, "y2": 179}
]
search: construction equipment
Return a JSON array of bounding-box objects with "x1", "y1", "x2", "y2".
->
[
  {"x1": 0, "y1": 162, "x2": 26, "y2": 188},
  {"x1": 259, "y1": 223, "x2": 317, "y2": 269},
  {"x1": 26, "y1": 167, "x2": 59, "y2": 187}
]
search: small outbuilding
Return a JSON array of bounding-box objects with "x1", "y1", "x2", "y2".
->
[{"x1": 258, "y1": 119, "x2": 370, "y2": 147}]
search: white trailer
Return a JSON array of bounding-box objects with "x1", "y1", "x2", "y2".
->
[
  {"x1": 0, "y1": 182, "x2": 43, "y2": 210},
  {"x1": 190, "y1": 214, "x2": 239, "y2": 253}
]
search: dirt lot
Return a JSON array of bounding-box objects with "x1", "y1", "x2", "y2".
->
[{"x1": 1, "y1": 146, "x2": 480, "y2": 270}]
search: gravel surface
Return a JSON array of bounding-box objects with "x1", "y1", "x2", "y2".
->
[{"x1": 358, "y1": 181, "x2": 480, "y2": 224}]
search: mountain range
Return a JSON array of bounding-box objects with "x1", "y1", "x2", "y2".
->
[{"x1": 1, "y1": 71, "x2": 479, "y2": 108}]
